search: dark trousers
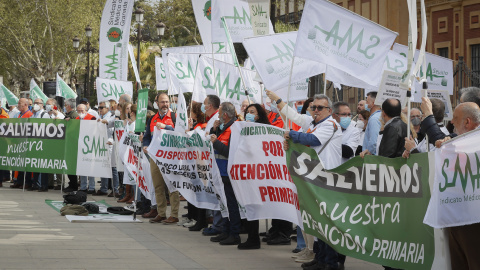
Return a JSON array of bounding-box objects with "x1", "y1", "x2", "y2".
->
[
  {"x1": 271, "y1": 219, "x2": 292, "y2": 237},
  {"x1": 245, "y1": 220, "x2": 260, "y2": 244},
  {"x1": 222, "y1": 176, "x2": 241, "y2": 236},
  {"x1": 33, "y1": 173, "x2": 48, "y2": 189},
  {"x1": 67, "y1": 175, "x2": 78, "y2": 189},
  {"x1": 16, "y1": 171, "x2": 32, "y2": 186},
  {"x1": 448, "y1": 223, "x2": 480, "y2": 270},
  {"x1": 314, "y1": 240, "x2": 339, "y2": 268}
]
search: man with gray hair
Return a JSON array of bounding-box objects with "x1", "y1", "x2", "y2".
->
[
  {"x1": 209, "y1": 101, "x2": 242, "y2": 245},
  {"x1": 332, "y1": 101, "x2": 361, "y2": 164},
  {"x1": 45, "y1": 98, "x2": 65, "y2": 119},
  {"x1": 459, "y1": 86, "x2": 480, "y2": 107},
  {"x1": 266, "y1": 90, "x2": 342, "y2": 269},
  {"x1": 119, "y1": 94, "x2": 132, "y2": 106}
]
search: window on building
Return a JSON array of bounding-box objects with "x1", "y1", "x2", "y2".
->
[
  {"x1": 438, "y1": 47, "x2": 449, "y2": 58},
  {"x1": 288, "y1": 13, "x2": 295, "y2": 24},
  {"x1": 298, "y1": 10, "x2": 303, "y2": 21},
  {"x1": 472, "y1": 44, "x2": 480, "y2": 78},
  {"x1": 278, "y1": 15, "x2": 285, "y2": 23}
]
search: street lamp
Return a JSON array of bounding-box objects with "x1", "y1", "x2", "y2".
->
[
  {"x1": 135, "y1": 8, "x2": 144, "y2": 91},
  {"x1": 156, "y1": 22, "x2": 166, "y2": 37},
  {"x1": 72, "y1": 26, "x2": 97, "y2": 98}
]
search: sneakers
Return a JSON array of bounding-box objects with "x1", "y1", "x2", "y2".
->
[
  {"x1": 210, "y1": 232, "x2": 229, "y2": 242},
  {"x1": 162, "y1": 216, "x2": 179, "y2": 224},
  {"x1": 292, "y1": 248, "x2": 306, "y2": 258},
  {"x1": 202, "y1": 227, "x2": 221, "y2": 236},
  {"x1": 177, "y1": 217, "x2": 192, "y2": 226},
  {"x1": 295, "y1": 249, "x2": 315, "y2": 263},
  {"x1": 124, "y1": 203, "x2": 136, "y2": 211},
  {"x1": 219, "y1": 235, "x2": 241, "y2": 245},
  {"x1": 183, "y1": 220, "x2": 197, "y2": 228}
]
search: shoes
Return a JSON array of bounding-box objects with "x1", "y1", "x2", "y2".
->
[
  {"x1": 188, "y1": 223, "x2": 207, "y2": 231},
  {"x1": 292, "y1": 248, "x2": 306, "y2": 258},
  {"x1": 295, "y1": 249, "x2": 315, "y2": 263},
  {"x1": 38, "y1": 188, "x2": 48, "y2": 192},
  {"x1": 124, "y1": 204, "x2": 136, "y2": 211},
  {"x1": 237, "y1": 241, "x2": 261, "y2": 250},
  {"x1": 149, "y1": 216, "x2": 167, "y2": 223},
  {"x1": 10, "y1": 183, "x2": 22, "y2": 188},
  {"x1": 220, "y1": 235, "x2": 241, "y2": 245},
  {"x1": 53, "y1": 186, "x2": 62, "y2": 190},
  {"x1": 262, "y1": 232, "x2": 278, "y2": 242},
  {"x1": 63, "y1": 187, "x2": 77, "y2": 193},
  {"x1": 267, "y1": 233, "x2": 291, "y2": 245},
  {"x1": 27, "y1": 186, "x2": 38, "y2": 191},
  {"x1": 202, "y1": 227, "x2": 221, "y2": 236},
  {"x1": 183, "y1": 220, "x2": 197, "y2": 228},
  {"x1": 179, "y1": 195, "x2": 186, "y2": 201},
  {"x1": 177, "y1": 217, "x2": 191, "y2": 226},
  {"x1": 301, "y1": 259, "x2": 318, "y2": 268},
  {"x1": 87, "y1": 189, "x2": 95, "y2": 194},
  {"x1": 162, "y1": 216, "x2": 179, "y2": 224},
  {"x1": 210, "y1": 232, "x2": 229, "y2": 242},
  {"x1": 142, "y1": 209, "x2": 158, "y2": 218},
  {"x1": 303, "y1": 262, "x2": 326, "y2": 270},
  {"x1": 92, "y1": 190, "x2": 108, "y2": 196},
  {"x1": 107, "y1": 191, "x2": 120, "y2": 198}
]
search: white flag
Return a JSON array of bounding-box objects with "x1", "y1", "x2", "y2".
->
[
  {"x1": 191, "y1": 0, "x2": 229, "y2": 53},
  {"x1": 273, "y1": 79, "x2": 309, "y2": 102},
  {"x1": 128, "y1": 44, "x2": 142, "y2": 89},
  {"x1": 95, "y1": 78, "x2": 133, "y2": 103},
  {"x1": 162, "y1": 45, "x2": 205, "y2": 94},
  {"x1": 247, "y1": 0, "x2": 270, "y2": 36},
  {"x1": 56, "y1": 73, "x2": 77, "y2": 99},
  {"x1": 30, "y1": 79, "x2": 48, "y2": 103},
  {"x1": 211, "y1": 0, "x2": 274, "y2": 43},
  {"x1": 243, "y1": 31, "x2": 326, "y2": 91},
  {"x1": 174, "y1": 92, "x2": 188, "y2": 133},
  {"x1": 167, "y1": 53, "x2": 201, "y2": 94},
  {"x1": 98, "y1": 0, "x2": 134, "y2": 81},
  {"x1": 295, "y1": 0, "x2": 398, "y2": 87},
  {"x1": 155, "y1": 57, "x2": 168, "y2": 90}
]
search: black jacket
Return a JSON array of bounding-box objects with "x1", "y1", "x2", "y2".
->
[
  {"x1": 378, "y1": 117, "x2": 407, "y2": 158},
  {"x1": 420, "y1": 115, "x2": 456, "y2": 145}
]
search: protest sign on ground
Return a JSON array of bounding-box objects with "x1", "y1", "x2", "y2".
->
[{"x1": 0, "y1": 119, "x2": 111, "y2": 178}]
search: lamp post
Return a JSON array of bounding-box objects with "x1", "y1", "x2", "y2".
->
[
  {"x1": 134, "y1": 8, "x2": 144, "y2": 92},
  {"x1": 72, "y1": 25, "x2": 97, "y2": 98}
]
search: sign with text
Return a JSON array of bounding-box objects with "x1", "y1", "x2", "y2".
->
[
  {"x1": 424, "y1": 90, "x2": 453, "y2": 121},
  {"x1": 95, "y1": 78, "x2": 133, "y2": 103},
  {"x1": 375, "y1": 71, "x2": 408, "y2": 107}
]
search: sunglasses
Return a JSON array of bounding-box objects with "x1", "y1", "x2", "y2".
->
[
  {"x1": 310, "y1": 105, "x2": 329, "y2": 111},
  {"x1": 98, "y1": 106, "x2": 105, "y2": 109}
]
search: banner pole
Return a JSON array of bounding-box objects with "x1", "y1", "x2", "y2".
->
[
  {"x1": 211, "y1": 44, "x2": 219, "y2": 97},
  {"x1": 61, "y1": 174, "x2": 64, "y2": 193},
  {"x1": 323, "y1": 74, "x2": 327, "y2": 95},
  {"x1": 133, "y1": 157, "x2": 139, "y2": 221},
  {"x1": 284, "y1": 57, "x2": 296, "y2": 130},
  {"x1": 22, "y1": 171, "x2": 26, "y2": 192}
]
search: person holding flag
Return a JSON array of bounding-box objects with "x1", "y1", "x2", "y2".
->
[{"x1": 202, "y1": 95, "x2": 220, "y2": 133}]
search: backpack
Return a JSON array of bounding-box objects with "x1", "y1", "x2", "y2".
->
[
  {"x1": 81, "y1": 203, "x2": 99, "y2": 214},
  {"x1": 107, "y1": 206, "x2": 134, "y2": 215},
  {"x1": 63, "y1": 191, "x2": 87, "y2": 205},
  {"x1": 60, "y1": 205, "x2": 89, "y2": 216}
]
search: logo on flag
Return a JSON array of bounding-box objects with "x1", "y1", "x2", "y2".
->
[
  {"x1": 203, "y1": 0, "x2": 212, "y2": 20},
  {"x1": 107, "y1": 27, "x2": 123, "y2": 42}
]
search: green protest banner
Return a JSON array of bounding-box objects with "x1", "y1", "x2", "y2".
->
[
  {"x1": 0, "y1": 118, "x2": 111, "y2": 178},
  {"x1": 286, "y1": 142, "x2": 434, "y2": 270},
  {"x1": 134, "y1": 88, "x2": 149, "y2": 133}
]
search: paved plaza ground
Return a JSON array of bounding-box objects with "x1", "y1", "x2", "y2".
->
[{"x1": 0, "y1": 184, "x2": 381, "y2": 270}]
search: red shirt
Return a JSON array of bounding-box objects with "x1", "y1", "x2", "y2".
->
[
  {"x1": 206, "y1": 110, "x2": 219, "y2": 122},
  {"x1": 0, "y1": 108, "x2": 9, "y2": 119},
  {"x1": 149, "y1": 111, "x2": 175, "y2": 132}
]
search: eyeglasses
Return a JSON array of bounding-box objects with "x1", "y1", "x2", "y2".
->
[
  {"x1": 336, "y1": 113, "x2": 352, "y2": 117},
  {"x1": 310, "y1": 105, "x2": 329, "y2": 111},
  {"x1": 98, "y1": 106, "x2": 105, "y2": 109},
  {"x1": 34, "y1": 102, "x2": 43, "y2": 105}
]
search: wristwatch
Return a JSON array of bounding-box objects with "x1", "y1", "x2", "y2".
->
[{"x1": 276, "y1": 98, "x2": 282, "y2": 104}]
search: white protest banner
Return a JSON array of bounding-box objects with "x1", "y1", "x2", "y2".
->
[
  {"x1": 30, "y1": 79, "x2": 48, "y2": 103},
  {"x1": 155, "y1": 57, "x2": 168, "y2": 90},
  {"x1": 247, "y1": 0, "x2": 270, "y2": 36},
  {"x1": 273, "y1": 79, "x2": 309, "y2": 102},
  {"x1": 424, "y1": 129, "x2": 480, "y2": 228},
  {"x1": 96, "y1": 78, "x2": 133, "y2": 103},
  {"x1": 191, "y1": 0, "x2": 229, "y2": 53},
  {"x1": 167, "y1": 53, "x2": 200, "y2": 94},
  {"x1": 76, "y1": 120, "x2": 112, "y2": 178},
  {"x1": 139, "y1": 155, "x2": 155, "y2": 202},
  {"x1": 120, "y1": 133, "x2": 138, "y2": 185},
  {"x1": 211, "y1": 0, "x2": 274, "y2": 43},
  {"x1": 244, "y1": 57, "x2": 255, "y2": 70},
  {"x1": 147, "y1": 129, "x2": 229, "y2": 214},
  {"x1": 424, "y1": 90, "x2": 453, "y2": 121},
  {"x1": 128, "y1": 44, "x2": 142, "y2": 89},
  {"x1": 174, "y1": 92, "x2": 188, "y2": 133},
  {"x1": 162, "y1": 45, "x2": 205, "y2": 94},
  {"x1": 192, "y1": 56, "x2": 262, "y2": 110},
  {"x1": 56, "y1": 73, "x2": 77, "y2": 99},
  {"x1": 393, "y1": 43, "x2": 454, "y2": 100},
  {"x1": 295, "y1": 0, "x2": 397, "y2": 87},
  {"x1": 99, "y1": 0, "x2": 134, "y2": 81},
  {"x1": 228, "y1": 122, "x2": 300, "y2": 224},
  {"x1": 114, "y1": 120, "x2": 125, "y2": 172},
  {"x1": 374, "y1": 71, "x2": 409, "y2": 107},
  {"x1": 243, "y1": 31, "x2": 326, "y2": 91}
]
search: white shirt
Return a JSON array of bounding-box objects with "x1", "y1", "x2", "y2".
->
[
  {"x1": 49, "y1": 111, "x2": 65, "y2": 119},
  {"x1": 341, "y1": 121, "x2": 362, "y2": 164},
  {"x1": 88, "y1": 108, "x2": 99, "y2": 119},
  {"x1": 8, "y1": 107, "x2": 19, "y2": 118},
  {"x1": 205, "y1": 111, "x2": 219, "y2": 134},
  {"x1": 32, "y1": 109, "x2": 51, "y2": 119}
]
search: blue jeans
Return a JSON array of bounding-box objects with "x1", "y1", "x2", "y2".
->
[
  {"x1": 80, "y1": 176, "x2": 95, "y2": 191},
  {"x1": 34, "y1": 173, "x2": 48, "y2": 189},
  {"x1": 222, "y1": 177, "x2": 241, "y2": 236},
  {"x1": 314, "y1": 239, "x2": 339, "y2": 268},
  {"x1": 212, "y1": 210, "x2": 224, "y2": 232},
  {"x1": 296, "y1": 226, "x2": 306, "y2": 250},
  {"x1": 100, "y1": 167, "x2": 119, "y2": 193}
]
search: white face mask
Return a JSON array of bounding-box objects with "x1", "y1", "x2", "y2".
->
[
  {"x1": 115, "y1": 110, "x2": 121, "y2": 117},
  {"x1": 33, "y1": 104, "x2": 41, "y2": 112},
  {"x1": 153, "y1": 103, "x2": 159, "y2": 110},
  {"x1": 78, "y1": 113, "x2": 86, "y2": 119},
  {"x1": 356, "y1": 120, "x2": 365, "y2": 130},
  {"x1": 45, "y1": 105, "x2": 53, "y2": 112}
]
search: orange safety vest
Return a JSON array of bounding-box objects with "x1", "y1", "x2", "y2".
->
[
  {"x1": 0, "y1": 108, "x2": 9, "y2": 118},
  {"x1": 268, "y1": 111, "x2": 284, "y2": 128},
  {"x1": 18, "y1": 110, "x2": 33, "y2": 118},
  {"x1": 76, "y1": 113, "x2": 96, "y2": 120},
  {"x1": 194, "y1": 122, "x2": 208, "y2": 130},
  {"x1": 149, "y1": 111, "x2": 175, "y2": 132}
]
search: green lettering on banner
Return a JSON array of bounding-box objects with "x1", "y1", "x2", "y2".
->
[
  {"x1": 224, "y1": 6, "x2": 251, "y2": 25},
  {"x1": 101, "y1": 82, "x2": 125, "y2": 98},
  {"x1": 439, "y1": 153, "x2": 480, "y2": 193},
  {"x1": 135, "y1": 88, "x2": 149, "y2": 133},
  {"x1": 104, "y1": 45, "x2": 119, "y2": 80},
  {"x1": 160, "y1": 63, "x2": 166, "y2": 79},
  {"x1": 286, "y1": 142, "x2": 434, "y2": 270},
  {"x1": 175, "y1": 61, "x2": 196, "y2": 80}
]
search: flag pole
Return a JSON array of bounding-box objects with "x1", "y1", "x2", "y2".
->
[{"x1": 283, "y1": 57, "x2": 296, "y2": 130}]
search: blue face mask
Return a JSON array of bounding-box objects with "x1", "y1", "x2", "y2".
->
[
  {"x1": 219, "y1": 123, "x2": 224, "y2": 130},
  {"x1": 245, "y1": 113, "x2": 256, "y2": 122},
  {"x1": 28, "y1": 105, "x2": 33, "y2": 111},
  {"x1": 297, "y1": 105, "x2": 303, "y2": 113},
  {"x1": 339, "y1": 117, "x2": 351, "y2": 129},
  {"x1": 170, "y1": 103, "x2": 177, "y2": 111},
  {"x1": 306, "y1": 111, "x2": 311, "y2": 116},
  {"x1": 364, "y1": 103, "x2": 370, "y2": 112},
  {"x1": 201, "y1": 104, "x2": 206, "y2": 113},
  {"x1": 63, "y1": 107, "x2": 67, "y2": 113}
]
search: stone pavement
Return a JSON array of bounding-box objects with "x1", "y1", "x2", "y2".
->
[{"x1": 0, "y1": 185, "x2": 381, "y2": 270}]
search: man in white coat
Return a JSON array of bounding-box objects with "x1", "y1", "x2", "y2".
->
[{"x1": 331, "y1": 101, "x2": 361, "y2": 164}]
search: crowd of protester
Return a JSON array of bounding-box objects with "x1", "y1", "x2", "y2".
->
[{"x1": 1, "y1": 86, "x2": 480, "y2": 270}]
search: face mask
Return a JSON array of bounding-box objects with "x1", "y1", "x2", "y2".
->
[
  {"x1": 33, "y1": 104, "x2": 41, "y2": 112},
  {"x1": 364, "y1": 103, "x2": 370, "y2": 112},
  {"x1": 245, "y1": 113, "x2": 256, "y2": 122},
  {"x1": 28, "y1": 105, "x2": 33, "y2": 111},
  {"x1": 356, "y1": 120, "x2": 365, "y2": 130},
  {"x1": 63, "y1": 107, "x2": 67, "y2": 113},
  {"x1": 170, "y1": 103, "x2": 177, "y2": 111},
  {"x1": 115, "y1": 110, "x2": 121, "y2": 117},
  {"x1": 219, "y1": 123, "x2": 225, "y2": 130},
  {"x1": 219, "y1": 116, "x2": 225, "y2": 124},
  {"x1": 296, "y1": 105, "x2": 303, "y2": 114},
  {"x1": 411, "y1": 117, "x2": 421, "y2": 126},
  {"x1": 153, "y1": 102, "x2": 159, "y2": 110},
  {"x1": 46, "y1": 105, "x2": 53, "y2": 112},
  {"x1": 78, "y1": 113, "x2": 86, "y2": 119},
  {"x1": 306, "y1": 111, "x2": 311, "y2": 116},
  {"x1": 339, "y1": 117, "x2": 351, "y2": 129},
  {"x1": 201, "y1": 104, "x2": 207, "y2": 113}
]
